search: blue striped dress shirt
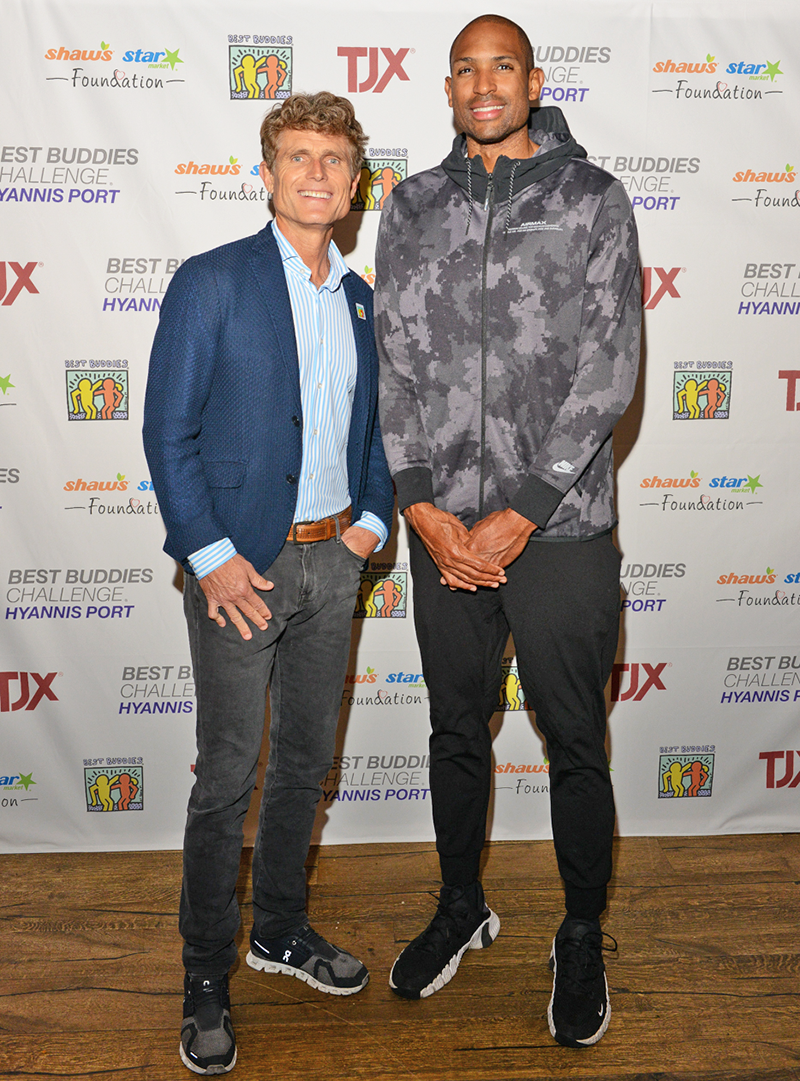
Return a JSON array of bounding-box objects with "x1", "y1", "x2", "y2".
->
[{"x1": 189, "y1": 220, "x2": 387, "y2": 578}]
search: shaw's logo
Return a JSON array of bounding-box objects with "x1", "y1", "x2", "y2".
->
[
  {"x1": 717, "y1": 567, "x2": 776, "y2": 585},
  {"x1": 760, "y1": 750, "x2": 800, "y2": 788},
  {"x1": 64, "y1": 474, "x2": 129, "y2": 492},
  {"x1": 642, "y1": 266, "x2": 682, "y2": 309},
  {"x1": 0, "y1": 672, "x2": 58, "y2": 712},
  {"x1": 175, "y1": 156, "x2": 240, "y2": 176},
  {"x1": 734, "y1": 164, "x2": 795, "y2": 183},
  {"x1": 610, "y1": 662, "x2": 668, "y2": 702},
  {"x1": 726, "y1": 60, "x2": 783, "y2": 81},
  {"x1": 653, "y1": 54, "x2": 717, "y2": 74},
  {"x1": 338, "y1": 47, "x2": 411, "y2": 93},
  {"x1": 344, "y1": 667, "x2": 378, "y2": 684},
  {"x1": 0, "y1": 262, "x2": 39, "y2": 306},
  {"x1": 640, "y1": 472, "x2": 701, "y2": 489},
  {"x1": 45, "y1": 41, "x2": 113, "y2": 61}
]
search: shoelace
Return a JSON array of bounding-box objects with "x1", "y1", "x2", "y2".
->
[
  {"x1": 415, "y1": 890, "x2": 474, "y2": 954},
  {"x1": 556, "y1": 931, "x2": 618, "y2": 994}
]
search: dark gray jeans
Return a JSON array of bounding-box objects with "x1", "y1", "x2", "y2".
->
[{"x1": 180, "y1": 536, "x2": 364, "y2": 974}]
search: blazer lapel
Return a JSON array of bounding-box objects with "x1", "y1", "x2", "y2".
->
[{"x1": 248, "y1": 226, "x2": 302, "y2": 411}]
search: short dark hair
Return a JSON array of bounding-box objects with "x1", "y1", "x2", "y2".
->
[
  {"x1": 449, "y1": 14, "x2": 535, "y2": 72},
  {"x1": 260, "y1": 91, "x2": 367, "y2": 178}
]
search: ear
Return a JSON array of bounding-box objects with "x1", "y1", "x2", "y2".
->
[
  {"x1": 349, "y1": 169, "x2": 361, "y2": 200},
  {"x1": 258, "y1": 161, "x2": 273, "y2": 194},
  {"x1": 445, "y1": 74, "x2": 453, "y2": 108},
  {"x1": 528, "y1": 67, "x2": 545, "y2": 102}
]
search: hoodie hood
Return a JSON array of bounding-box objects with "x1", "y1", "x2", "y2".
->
[{"x1": 441, "y1": 106, "x2": 587, "y2": 208}]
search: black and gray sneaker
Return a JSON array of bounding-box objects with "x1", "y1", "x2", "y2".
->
[
  {"x1": 179, "y1": 972, "x2": 236, "y2": 1075},
  {"x1": 246, "y1": 924, "x2": 369, "y2": 995},
  {"x1": 547, "y1": 916, "x2": 617, "y2": 1048},
  {"x1": 389, "y1": 882, "x2": 500, "y2": 999}
]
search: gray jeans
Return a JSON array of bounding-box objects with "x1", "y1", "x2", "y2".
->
[{"x1": 179, "y1": 536, "x2": 364, "y2": 974}]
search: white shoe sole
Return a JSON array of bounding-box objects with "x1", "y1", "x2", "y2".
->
[
  {"x1": 245, "y1": 949, "x2": 369, "y2": 996},
  {"x1": 390, "y1": 908, "x2": 500, "y2": 999},
  {"x1": 179, "y1": 1041, "x2": 237, "y2": 1075},
  {"x1": 547, "y1": 937, "x2": 611, "y2": 1047}
]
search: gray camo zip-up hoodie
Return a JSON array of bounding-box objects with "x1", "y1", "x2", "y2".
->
[{"x1": 375, "y1": 107, "x2": 641, "y2": 539}]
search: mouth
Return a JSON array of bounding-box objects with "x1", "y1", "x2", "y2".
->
[
  {"x1": 470, "y1": 101, "x2": 505, "y2": 119},
  {"x1": 298, "y1": 189, "x2": 332, "y2": 199}
]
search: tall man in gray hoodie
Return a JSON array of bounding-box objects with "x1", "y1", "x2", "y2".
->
[{"x1": 375, "y1": 14, "x2": 640, "y2": 1047}]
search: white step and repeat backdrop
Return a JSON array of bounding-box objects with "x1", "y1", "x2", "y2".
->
[{"x1": 2, "y1": 0, "x2": 799, "y2": 852}]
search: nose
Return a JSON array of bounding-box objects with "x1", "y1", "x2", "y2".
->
[
  {"x1": 308, "y1": 156, "x2": 326, "y2": 179},
  {"x1": 473, "y1": 63, "x2": 497, "y2": 97}
]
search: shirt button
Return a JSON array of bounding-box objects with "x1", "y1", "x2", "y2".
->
[{"x1": 313, "y1": 428, "x2": 318, "y2": 435}]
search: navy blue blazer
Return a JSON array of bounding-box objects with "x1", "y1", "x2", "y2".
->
[{"x1": 143, "y1": 225, "x2": 394, "y2": 574}]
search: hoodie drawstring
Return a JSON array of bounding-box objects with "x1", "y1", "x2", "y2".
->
[
  {"x1": 503, "y1": 160, "x2": 519, "y2": 236},
  {"x1": 465, "y1": 156, "x2": 474, "y2": 237}
]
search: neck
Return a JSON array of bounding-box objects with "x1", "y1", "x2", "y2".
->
[
  {"x1": 466, "y1": 128, "x2": 539, "y2": 174},
  {"x1": 274, "y1": 217, "x2": 333, "y2": 288}
]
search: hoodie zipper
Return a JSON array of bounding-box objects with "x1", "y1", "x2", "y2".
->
[{"x1": 478, "y1": 174, "x2": 494, "y2": 518}]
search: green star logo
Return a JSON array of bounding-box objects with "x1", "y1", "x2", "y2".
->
[
  {"x1": 0, "y1": 374, "x2": 14, "y2": 395},
  {"x1": 764, "y1": 60, "x2": 783, "y2": 82},
  {"x1": 744, "y1": 475, "x2": 763, "y2": 494},
  {"x1": 17, "y1": 772, "x2": 35, "y2": 791},
  {"x1": 164, "y1": 48, "x2": 183, "y2": 71}
]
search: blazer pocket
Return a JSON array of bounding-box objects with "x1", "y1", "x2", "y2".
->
[{"x1": 203, "y1": 460, "x2": 246, "y2": 488}]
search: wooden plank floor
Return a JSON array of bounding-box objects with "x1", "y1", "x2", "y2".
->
[{"x1": 2, "y1": 835, "x2": 800, "y2": 1081}]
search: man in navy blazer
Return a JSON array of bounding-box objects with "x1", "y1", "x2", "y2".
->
[{"x1": 143, "y1": 93, "x2": 393, "y2": 1076}]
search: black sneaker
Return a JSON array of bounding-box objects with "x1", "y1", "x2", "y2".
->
[
  {"x1": 179, "y1": 972, "x2": 236, "y2": 1075},
  {"x1": 547, "y1": 916, "x2": 617, "y2": 1047},
  {"x1": 389, "y1": 882, "x2": 500, "y2": 999},
  {"x1": 246, "y1": 924, "x2": 369, "y2": 995}
]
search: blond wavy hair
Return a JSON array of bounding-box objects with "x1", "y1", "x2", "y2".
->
[{"x1": 260, "y1": 92, "x2": 367, "y2": 178}]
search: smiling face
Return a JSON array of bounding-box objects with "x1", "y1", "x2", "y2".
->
[
  {"x1": 445, "y1": 19, "x2": 544, "y2": 160},
  {"x1": 258, "y1": 128, "x2": 359, "y2": 240}
]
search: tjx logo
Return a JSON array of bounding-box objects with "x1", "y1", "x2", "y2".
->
[
  {"x1": 610, "y1": 662, "x2": 668, "y2": 701},
  {"x1": 0, "y1": 262, "x2": 40, "y2": 307},
  {"x1": 0, "y1": 672, "x2": 58, "y2": 712},
  {"x1": 337, "y1": 47, "x2": 411, "y2": 93},
  {"x1": 778, "y1": 370, "x2": 800, "y2": 411},
  {"x1": 760, "y1": 750, "x2": 800, "y2": 788},
  {"x1": 642, "y1": 266, "x2": 682, "y2": 310}
]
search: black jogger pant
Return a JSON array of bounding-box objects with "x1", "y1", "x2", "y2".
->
[{"x1": 409, "y1": 529, "x2": 622, "y2": 920}]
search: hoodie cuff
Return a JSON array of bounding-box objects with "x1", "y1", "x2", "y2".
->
[
  {"x1": 510, "y1": 473, "x2": 565, "y2": 530},
  {"x1": 393, "y1": 467, "x2": 435, "y2": 513}
]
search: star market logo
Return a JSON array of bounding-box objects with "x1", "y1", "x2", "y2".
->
[
  {"x1": 709, "y1": 473, "x2": 763, "y2": 494},
  {"x1": 121, "y1": 47, "x2": 184, "y2": 70},
  {"x1": 0, "y1": 772, "x2": 36, "y2": 791},
  {"x1": 0, "y1": 374, "x2": 14, "y2": 395},
  {"x1": 725, "y1": 59, "x2": 784, "y2": 81}
]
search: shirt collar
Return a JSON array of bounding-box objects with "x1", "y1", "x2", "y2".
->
[{"x1": 271, "y1": 219, "x2": 348, "y2": 292}]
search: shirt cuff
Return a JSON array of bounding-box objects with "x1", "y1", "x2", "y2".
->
[
  {"x1": 353, "y1": 512, "x2": 388, "y2": 552},
  {"x1": 188, "y1": 537, "x2": 237, "y2": 578}
]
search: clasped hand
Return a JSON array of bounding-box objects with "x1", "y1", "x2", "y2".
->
[{"x1": 404, "y1": 503, "x2": 537, "y2": 591}]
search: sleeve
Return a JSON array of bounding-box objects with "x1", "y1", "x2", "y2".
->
[
  {"x1": 509, "y1": 180, "x2": 642, "y2": 527},
  {"x1": 374, "y1": 194, "x2": 436, "y2": 512},
  {"x1": 142, "y1": 258, "x2": 230, "y2": 562}
]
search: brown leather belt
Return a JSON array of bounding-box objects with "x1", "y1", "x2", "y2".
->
[{"x1": 287, "y1": 507, "x2": 351, "y2": 543}]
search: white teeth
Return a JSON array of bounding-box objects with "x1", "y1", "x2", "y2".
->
[{"x1": 299, "y1": 190, "x2": 331, "y2": 198}]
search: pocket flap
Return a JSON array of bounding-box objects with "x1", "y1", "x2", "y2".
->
[{"x1": 203, "y1": 460, "x2": 246, "y2": 488}]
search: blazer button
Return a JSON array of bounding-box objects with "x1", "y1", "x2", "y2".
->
[
  {"x1": 286, "y1": 473, "x2": 297, "y2": 484},
  {"x1": 291, "y1": 415, "x2": 300, "y2": 426}
]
